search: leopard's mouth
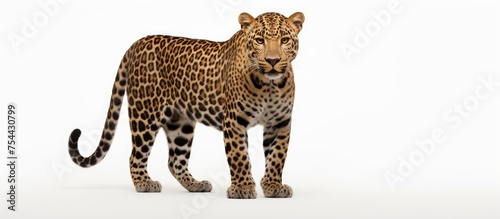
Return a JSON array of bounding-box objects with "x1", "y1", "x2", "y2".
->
[
  {"x1": 264, "y1": 69, "x2": 282, "y2": 74},
  {"x1": 261, "y1": 69, "x2": 284, "y2": 80},
  {"x1": 260, "y1": 67, "x2": 285, "y2": 75}
]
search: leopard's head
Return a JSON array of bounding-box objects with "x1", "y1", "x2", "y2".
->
[{"x1": 239, "y1": 12, "x2": 305, "y2": 80}]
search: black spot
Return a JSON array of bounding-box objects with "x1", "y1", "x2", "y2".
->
[
  {"x1": 132, "y1": 109, "x2": 139, "y2": 118},
  {"x1": 236, "y1": 116, "x2": 249, "y2": 128},
  {"x1": 277, "y1": 76, "x2": 288, "y2": 89},
  {"x1": 82, "y1": 158, "x2": 90, "y2": 166},
  {"x1": 198, "y1": 103, "x2": 207, "y2": 111},
  {"x1": 102, "y1": 142, "x2": 110, "y2": 152},
  {"x1": 167, "y1": 123, "x2": 180, "y2": 130},
  {"x1": 141, "y1": 145, "x2": 149, "y2": 153},
  {"x1": 237, "y1": 102, "x2": 245, "y2": 111},
  {"x1": 151, "y1": 124, "x2": 159, "y2": 131},
  {"x1": 138, "y1": 121, "x2": 146, "y2": 132},
  {"x1": 165, "y1": 108, "x2": 173, "y2": 117},
  {"x1": 108, "y1": 121, "x2": 116, "y2": 130},
  {"x1": 180, "y1": 160, "x2": 187, "y2": 165},
  {"x1": 181, "y1": 125, "x2": 194, "y2": 134},
  {"x1": 143, "y1": 132, "x2": 153, "y2": 142},
  {"x1": 135, "y1": 135, "x2": 143, "y2": 146},
  {"x1": 95, "y1": 148, "x2": 102, "y2": 158},
  {"x1": 194, "y1": 109, "x2": 202, "y2": 119},
  {"x1": 129, "y1": 96, "x2": 135, "y2": 106},
  {"x1": 278, "y1": 153, "x2": 284, "y2": 159},
  {"x1": 135, "y1": 151, "x2": 143, "y2": 159},
  {"x1": 131, "y1": 121, "x2": 137, "y2": 132},
  {"x1": 225, "y1": 143, "x2": 231, "y2": 153},
  {"x1": 69, "y1": 129, "x2": 81, "y2": 149},
  {"x1": 208, "y1": 107, "x2": 216, "y2": 115},
  {"x1": 105, "y1": 132, "x2": 112, "y2": 140},
  {"x1": 169, "y1": 148, "x2": 175, "y2": 156},
  {"x1": 113, "y1": 97, "x2": 121, "y2": 106},
  {"x1": 274, "y1": 118, "x2": 290, "y2": 129},
  {"x1": 174, "y1": 148, "x2": 187, "y2": 155},
  {"x1": 263, "y1": 137, "x2": 275, "y2": 147},
  {"x1": 112, "y1": 112, "x2": 119, "y2": 120},
  {"x1": 264, "y1": 149, "x2": 273, "y2": 157},
  {"x1": 250, "y1": 74, "x2": 262, "y2": 89},
  {"x1": 174, "y1": 136, "x2": 188, "y2": 146},
  {"x1": 136, "y1": 101, "x2": 144, "y2": 111},
  {"x1": 90, "y1": 156, "x2": 97, "y2": 166},
  {"x1": 275, "y1": 116, "x2": 284, "y2": 122}
]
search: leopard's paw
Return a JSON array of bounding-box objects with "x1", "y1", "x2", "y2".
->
[
  {"x1": 226, "y1": 184, "x2": 257, "y2": 199},
  {"x1": 262, "y1": 182, "x2": 293, "y2": 198},
  {"x1": 186, "y1": 180, "x2": 212, "y2": 192},
  {"x1": 135, "y1": 180, "x2": 162, "y2": 192}
]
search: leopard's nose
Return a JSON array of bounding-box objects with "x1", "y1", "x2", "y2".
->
[{"x1": 265, "y1": 58, "x2": 281, "y2": 67}]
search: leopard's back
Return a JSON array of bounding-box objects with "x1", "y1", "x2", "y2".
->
[{"x1": 124, "y1": 35, "x2": 226, "y2": 131}]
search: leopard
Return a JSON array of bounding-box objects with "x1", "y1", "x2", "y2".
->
[{"x1": 68, "y1": 11, "x2": 304, "y2": 199}]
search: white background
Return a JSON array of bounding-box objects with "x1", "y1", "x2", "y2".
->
[{"x1": 1, "y1": 0, "x2": 500, "y2": 218}]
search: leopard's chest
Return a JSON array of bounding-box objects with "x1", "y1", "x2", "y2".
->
[{"x1": 236, "y1": 87, "x2": 294, "y2": 129}]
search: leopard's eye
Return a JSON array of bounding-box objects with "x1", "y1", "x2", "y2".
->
[
  {"x1": 281, "y1": 37, "x2": 290, "y2": 44},
  {"x1": 255, "y1": 37, "x2": 264, "y2": 44}
]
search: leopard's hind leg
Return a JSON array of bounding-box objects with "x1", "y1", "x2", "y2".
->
[
  {"x1": 128, "y1": 104, "x2": 163, "y2": 192},
  {"x1": 129, "y1": 126, "x2": 163, "y2": 192},
  {"x1": 163, "y1": 108, "x2": 212, "y2": 192}
]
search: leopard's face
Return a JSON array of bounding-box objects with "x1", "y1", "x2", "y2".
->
[{"x1": 239, "y1": 12, "x2": 305, "y2": 79}]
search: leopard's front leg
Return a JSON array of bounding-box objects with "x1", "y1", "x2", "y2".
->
[
  {"x1": 223, "y1": 117, "x2": 256, "y2": 199},
  {"x1": 261, "y1": 117, "x2": 293, "y2": 198}
]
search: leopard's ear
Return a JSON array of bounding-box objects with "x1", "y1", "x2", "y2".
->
[
  {"x1": 288, "y1": 12, "x2": 305, "y2": 33},
  {"x1": 239, "y1": 12, "x2": 255, "y2": 32}
]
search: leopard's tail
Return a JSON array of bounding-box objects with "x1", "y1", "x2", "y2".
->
[{"x1": 68, "y1": 57, "x2": 129, "y2": 168}]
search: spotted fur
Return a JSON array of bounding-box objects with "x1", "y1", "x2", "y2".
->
[{"x1": 68, "y1": 12, "x2": 304, "y2": 199}]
